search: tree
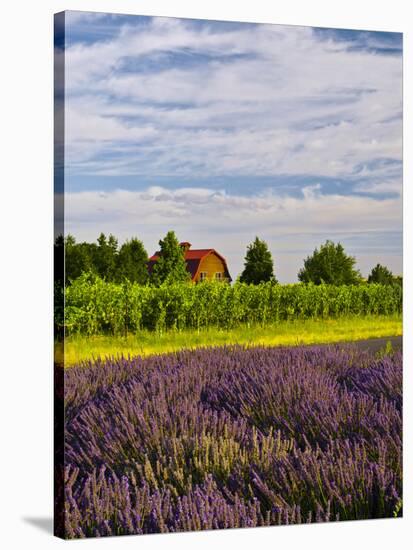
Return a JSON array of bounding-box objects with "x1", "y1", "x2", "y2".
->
[
  {"x1": 54, "y1": 234, "x2": 64, "y2": 286},
  {"x1": 151, "y1": 231, "x2": 190, "y2": 286},
  {"x1": 65, "y1": 234, "x2": 94, "y2": 282},
  {"x1": 368, "y1": 263, "x2": 395, "y2": 285},
  {"x1": 298, "y1": 240, "x2": 361, "y2": 285},
  {"x1": 393, "y1": 275, "x2": 403, "y2": 287},
  {"x1": 94, "y1": 233, "x2": 118, "y2": 280},
  {"x1": 239, "y1": 237, "x2": 276, "y2": 284},
  {"x1": 116, "y1": 238, "x2": 149, "y2": 284}
]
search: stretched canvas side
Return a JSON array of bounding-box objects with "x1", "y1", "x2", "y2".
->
[{"x1": 54, "y1": 11, "x2": 65, "y2": 539}]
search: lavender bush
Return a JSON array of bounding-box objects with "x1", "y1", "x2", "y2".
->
[{"x1": 61, "y1": 345, "x2": 402, "y2": 538}]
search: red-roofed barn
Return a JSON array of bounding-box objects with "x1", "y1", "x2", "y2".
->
[{"x1": 148, "y1": 242, "x2": 232, "y2": 283}]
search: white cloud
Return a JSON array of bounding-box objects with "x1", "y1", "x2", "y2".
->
[
  {"x1": 64, "y1": 17, "x2": 402, "y2": 181},
  {"x1": 354, "y1": 179, "x2": 402, "y2": 194},
  {"x1": 62, "y1": 15, "x2": 402, "y2": 281},
  {"x1": 64, "y1": 185, "x2": 402, "y2": 282}
]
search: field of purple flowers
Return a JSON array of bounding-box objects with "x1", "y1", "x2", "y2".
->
[{"x1": 61, "y1": 344, "x2": 402, "y2": 538}]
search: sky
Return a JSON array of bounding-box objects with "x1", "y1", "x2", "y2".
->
[{"x1": 59, "y1": 11, "x2": 403, "y2": 282}]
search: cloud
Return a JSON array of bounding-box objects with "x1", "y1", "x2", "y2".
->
[
  {"x1": 354, "y1": 179, "x2": 402, "y2": 195},
  {"x1": 64, "y1": 15, "x2": 402, "y2": 183},
  {"x1": 62, "y1": 14, "x2": 402, "y2": 281},
  {"x1": 64, "y1": 184, "x2": 402, "y2": 282}
]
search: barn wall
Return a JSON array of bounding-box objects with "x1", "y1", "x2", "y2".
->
[{"x1": 195, "y1": 253, "x2": 227, "y2": 281}]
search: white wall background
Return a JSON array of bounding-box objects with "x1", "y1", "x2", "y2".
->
[{"x1": 0, "y1": 1, "x2": 411, "y2": 549}]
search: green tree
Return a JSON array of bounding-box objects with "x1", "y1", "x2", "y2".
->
[
  {"x1": 54, "y1": 234, "x2": 64, "y2": 286},
  {"x1": 239, "y1": 237, "x2": 276, "y2": 284},
  {"x1": 54, "y1": 235, "x2": 65, "y2": 337},
  {"x1": 298, "y1": 240, "x2": 361, "y2": 285},
  {"x1": 116, "y1": 237, "x2": 149, "y2": 284},
  {"x1": 151, "y1": 231, "x2": 190, "y2": 286},
  {"x1": 368, "y1": 263, "x2": 395, "y2": 285},
  {"x1": 65, "y1": 234, "x2": 94, "y2": 282},
  {"x1": 393, "y1": 275, "x2": 403, "y2": 287},
  {"x1": 94, "y1": 233, "x2": 118, "y2": 280}
]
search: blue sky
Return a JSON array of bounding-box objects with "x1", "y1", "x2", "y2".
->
[{"x1": 61, "y1": 11, "x2": 402, "y2": 282}]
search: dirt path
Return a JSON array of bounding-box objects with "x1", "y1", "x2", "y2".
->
[{"x1": 332, "y1": 335, "x2": 402, "y2": 353}]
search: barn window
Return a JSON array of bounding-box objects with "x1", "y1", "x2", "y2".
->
[
  {"x1": 200, "y1": 272, "x2": 207, "y2": 281},
  {"x1": 215, "y1": 272, "x2": 223, "y2": 281}
]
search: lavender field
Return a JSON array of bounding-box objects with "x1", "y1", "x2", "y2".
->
[{"x1": 61, "y1": 345, "x2": 402, "y2": 538}]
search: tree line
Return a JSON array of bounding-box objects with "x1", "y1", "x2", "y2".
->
[{"x1": 55, "y1": 231, "x2": 402, "y2": 287}]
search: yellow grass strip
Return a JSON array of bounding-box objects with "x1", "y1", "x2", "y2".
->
[{"x1": 57, "y1": 314, "x2": 402, "y2": 367}]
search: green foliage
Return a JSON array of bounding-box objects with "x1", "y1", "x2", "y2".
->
[
  {"x1": 376, "y1": 340, "x2": 394, "y2": 359},
  {"x1": 298, "y1": 240, "x2": 362, "y2": 285},
  {"x1": 54, "y1": 234, "x2": 65, "y2": 286},
  {"x1": 368, "y1": 263, "x2": 395, "y2": 285},
  {"x1": 64, "y1": 235, "x2": 96, "y2": 282},
  {"x1": 94, "y1": 233, "x2": 118, "y2": 280},
  {"x1": 239, "y1": 237, "x2": 277, "y2": 284},
  {"x1": 63, "y1": 277, "x2": 402, "y2": 336},
  {"x1": 60, "y1": 233, "x2": 149, "y2": 285},
  {"x1": 116, "y1": 238, "x2": 149, "y2": 284},
  {"x1": 393, "y1": 498, "x2": 403, "y2": 518},
  {"x1": 151, "y1": 231, "x2": 191, "y2": 286}
]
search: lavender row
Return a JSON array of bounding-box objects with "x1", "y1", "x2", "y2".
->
[{"x1": 62, "y1": 345, "x2": 402, "y2": 537}]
